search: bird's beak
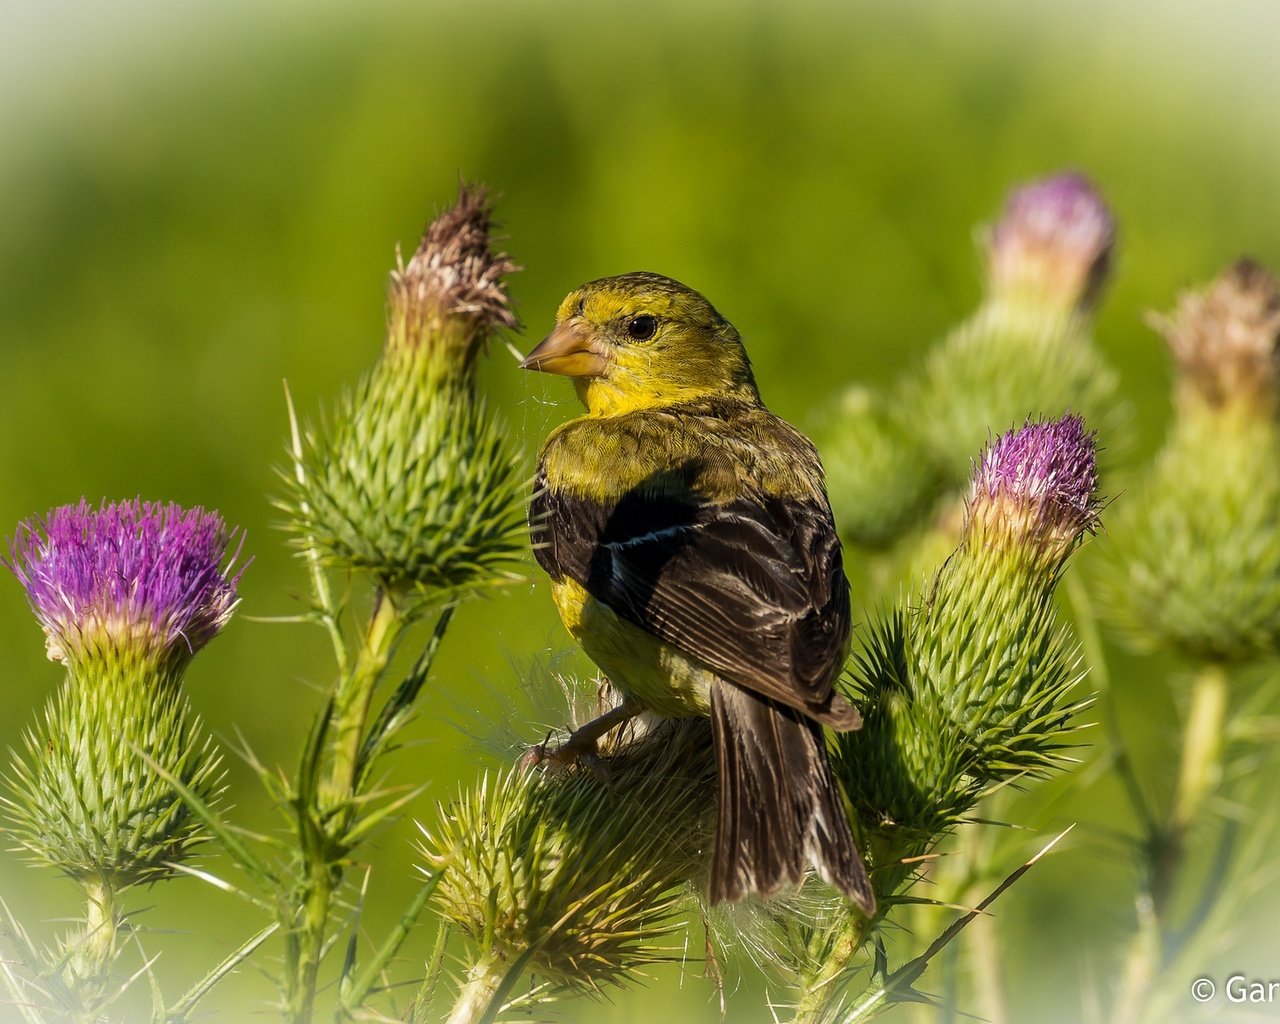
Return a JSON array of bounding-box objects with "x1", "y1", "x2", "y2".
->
[{"x1": 519, "y1": 322, "x2": 609, "y2": 377}]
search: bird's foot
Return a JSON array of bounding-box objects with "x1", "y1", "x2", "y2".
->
[
  {"x1": 520, "y1": 730, "x2": 612, "y2": 783},
  {"x1": 518, "y1": 698, "x2": 641, "y2": 783}
]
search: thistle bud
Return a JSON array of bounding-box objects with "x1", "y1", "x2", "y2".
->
[
  {"x1": 1106, "y1": 260, "x2": 1280, "y2": 663},
  {"x1": 836, "y1": 417, "x2": 1097, "y2": 864},
  {"x1": 423, "y1": 713, "x2": 715, "y2": 1009},
  {"x1": 283, "y1": 184, "x2": 526, "y2": 599},
  {"x1": 4, "y1": 500, "x2": 237, "y2": 886},
  {"x1": 816, "y1": 387, "x2": 944, "y2": 551},
  {"x1": 985, "y1": 172, "x2": 1115, "y2": 314}
]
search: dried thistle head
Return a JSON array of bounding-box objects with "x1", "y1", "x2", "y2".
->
[
  {"x1": 1105, "y1": 261, "x2": 1280, "y2": 663},
  {"x1": 1150, "y1": 258, "x2": 1280, "y2": 415},
  {"x1": 387, "y1": 183, "x2": 520, "y2": 371}
]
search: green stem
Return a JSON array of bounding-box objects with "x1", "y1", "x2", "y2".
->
[
  {"x1": 1110, "y1": 893, "x2": 1159, "y2": 1024},
  {"x1": 966, "y1": 907, "x2": 1007, "y2": 1024},
  {"x1": 444, "y1": 947, "x2": 534, "y2": 1024},
  {"x1": 1065, "y1": 574, "x2": 1155, "y2": 832},
  {"x1": 287, "y1": 589, "x2": 407, "y2": 1024},
  {"x1": 1169, "y1": 664, "x2": 1229, "y2": 845},
  {"x1": 82, "y1": 877, "x2": 118, "y2": 974},
  {"x1": 792, "y1": 915, "x2": 874, "y2": 1023},
  {"x1": 1110, "y1": 663, "x2": 1230, "y2": 1024},
  {"x1": 287, "y1": 858, "x2": 337, "y2": 1024},
  {"x1": 70, "y1": 876, "x2": 121, "y2": 1021},
  {"x1": 325, "y1": 589, "x2": 405, "y2": 812}
]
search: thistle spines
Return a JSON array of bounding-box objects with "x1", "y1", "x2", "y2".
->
[
  {"x1": 836, "y1": 416, "x2": 1099, "y2": 864},
  {"x1": 283, "y1": 184, "x2": 526, "y2": 600},
  {"x1": 4, "y1": 662, "x2": 222, "y2": 886},
  {"x1": 423, "y1": 710, "x2": 716, "y2": 1003}
]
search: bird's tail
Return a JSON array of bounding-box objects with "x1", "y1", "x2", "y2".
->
[{"x1": 708, "y1": 678, "x2": 875, "y2": 913}]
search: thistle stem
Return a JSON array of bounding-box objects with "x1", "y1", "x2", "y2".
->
[
  {"x1": 326, "y1": 589, "x2": 405, "y2": 811},
  {"x1": 287, "y1": 589, "x2": 408, "y2": 1023},
  {"x1": 286, "y1": 857, "x2": 337, "y2": 1024},
  {"x1": 445, "y1": 948, "x2": 529, "y2": 1024},
  {"x1": 1169, "y1": 664, "x2": 1229, "y2": 846},
  {"x1": 71, "y1": 876, "x2": 121, "y2": 1019},
  {"x1": 83, "y1": 877, "x2": 118, "y2": 970},
  {"x1": 791, "y1": 915, "x2": 874, "y2": 1024},
  {"x1": 966, "y1": 906, "x2": 1008, "y2": 1024},
  {"x1": 1111, "y1": 663, "x2": 1230, "y2": 1024}
]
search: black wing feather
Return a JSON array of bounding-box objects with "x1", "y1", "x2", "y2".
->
[{"x1": 531, "y1": 468, "x2": 856, "y2": 724}]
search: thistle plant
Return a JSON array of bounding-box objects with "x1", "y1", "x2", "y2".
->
[
  {"x1": 1103, "y1": 259, "x2": 1280, "y2": 1023},
  {"x1": 3, "y1": 499, "x2": 242, "y2": 1018},
  {"x1": 283, "y1": 183, "x2": 526, "y2": 602},
  {"x1": 6, "y1": 173, "x2": 1276, "y2": 1024},
  {"x1": 910, "y1": 173, "x2": 1121, "y2": 485},
  {"x1": 257, "y1": 183, "x2": 527, "y2": 1022},
  {"x1": 1107, "y1": 259, "x2": 1280, "y2": 663},
  {"x1": 813, "y1": 175, "x2": 1126, "y2": 1022}
]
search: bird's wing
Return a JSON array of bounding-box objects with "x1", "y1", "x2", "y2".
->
[{"x1": 531, "y1": 471, "x2": 855, "y2": 724}]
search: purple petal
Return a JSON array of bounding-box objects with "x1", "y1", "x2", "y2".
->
[
  {"x1": 971, "y1": 415, "x2": 1100, "y2": 542},
  {"x1": 7, "y1": 499, "x2": 246, "y2": 665}
]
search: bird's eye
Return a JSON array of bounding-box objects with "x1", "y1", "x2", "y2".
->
[{"x1": 625, "y1": 315, "x2": 658, "y2": 341}]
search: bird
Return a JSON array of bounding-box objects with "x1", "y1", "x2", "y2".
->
[{"x1": 520, "y1": 271, "x2": 874, "y2": 912}]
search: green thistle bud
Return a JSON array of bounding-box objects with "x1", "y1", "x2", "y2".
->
[
  {"x1": 422, "y1": 714, "x2": 715, "y2": 1011},
  {"x1": 1107, "y1": 260, "x2": 1280, "y2": 663},
  {"x1": 815, "y1": 386, "x2": 945, "y2": 551},
  {"x1": 836, "y1": 417, "x2": 1097, "y2": 857},
  {"x1": 4, "y1": 500, "x2": 238, "y2": 887},
  {"x1": 908, "y1": 173, "x2": 1124, "y2": 485},
  {"x1": 284, "y1": 184, "x2": 526, "y2": 598}
]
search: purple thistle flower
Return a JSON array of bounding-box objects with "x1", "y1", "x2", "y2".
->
[
  {"x1": 7, "y1": 499, "x2": 245, "y2": 668},
  {"x1": 968, "y1": 415, "x2": 1100, "y2": 563},
  {"x1": 986, "y1": 172, "x2": 1115, "y2": 311}
]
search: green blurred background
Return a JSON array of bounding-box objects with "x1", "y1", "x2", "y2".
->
[{"x1": 3, "y1": 0, "x2": 1279, "y2": 1020}]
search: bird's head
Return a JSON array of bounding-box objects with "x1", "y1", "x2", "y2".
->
[{"x1": 521, "y1": 272, "x2": 761, "y2": 416}]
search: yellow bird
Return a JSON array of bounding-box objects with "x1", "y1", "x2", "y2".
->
[{"x1": 521, "y1": 272, "x2": 873, "y2": 911}]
